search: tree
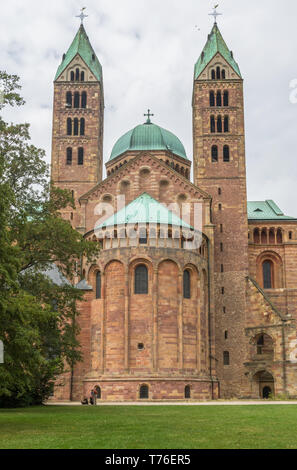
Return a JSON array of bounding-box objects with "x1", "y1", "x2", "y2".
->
[{"x1": 0, "y1": 71, "x2": 99, "y2": 406}]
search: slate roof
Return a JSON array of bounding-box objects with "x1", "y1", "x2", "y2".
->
[
  {"x1": 247, "y1": 200, "x2": 297, "y2": 221},
  {"x1": 96, "y1": 193, "x2": 193, "y2": 230}
]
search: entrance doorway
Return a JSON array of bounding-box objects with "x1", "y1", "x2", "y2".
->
[{"x1": 252, "y1": 370, "x2": 275, "y2": 399}]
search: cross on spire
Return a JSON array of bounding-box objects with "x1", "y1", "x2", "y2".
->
[
  {"x1": 209, "y1": 4, "x2": 222, "y2": 24},
  {"x1": 76, "y1": 7, "x2": 88, "y2": 24},
  {"x1": 144, "y1": 109, "x2": 154, "y2": 123}
]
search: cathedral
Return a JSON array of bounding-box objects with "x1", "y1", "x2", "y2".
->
[{"x1": 51, "y1": 15, "x2": 297, "y2": 401}]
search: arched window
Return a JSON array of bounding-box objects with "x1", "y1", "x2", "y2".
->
[
  {"x1": 183, "y1": 270, "x2": 191, "y2": 299},
  {"x1": 78, "y1": 147, "x2": 84, "y2": 165},
  {"x1": 217, "y1": 116, "x2": 222, "y2": 133},
  {"x1": 257, "y1": 335, "x2": 264, "y2": 355},
  {"x1": 95, "y1": 386, "x2": 101, "y2": 399},
  {"x1": 81, "y1": 71, "x2": 85, "y2": 82},
  {"x1": 277, "y1": 229, "x2": 283, "y2": 244},
  {"x1": 254, "y1": 228, "x2": 260, "y2": 244},
  {"x1": 211, "y1": 145, "x2": 218, "y2": 162},
  {"x1": 185, "y1": 385, "x2": 191, "y2": 399},
  {"x1": 66, "y1": 147, "x2": 72, "y2": 165},
  {"x1": 263, "y1": 260, "x2": 273, "y2": 289},
  {"x1": 73, "y1": 118, "x2": 79, "y2": 136},
  {"x1": 216, "y1": 66, "x2": 221, "y2": 79},
  {"x1": 75, "y1": 68, "x2": 80, "y2": 81},
  {"x1": 66, "y1": 91, "x2": 72, "y2": 108},
  {"x1": 224, "y1": 116, "x2": 229, "y2": 133},
  {"x1": 135, "y1": 265, "x2": 148, "y2": 294},
  {"x1": 211, "y1": 69, "x2": 216, "y2": 80},
  {"x1": 269, "y1": 229, "x2": 275, "y2": 244},
  {"x1": 81, "y1": 91, "x2": 87, "y2": 108},
  {"x1": 80, "y1": 118, "x2": 85, "y2": 136},
  {"x1": 222, "y1": 69, "x2": 226, "y2": 79},
  {"x1": 139, "y1": 385, "x2": 149, "y2": 399},
  {"x1": 223, "y1": 91, "x2": 229, "y2": 106},
  {"x1": 210, "y1": 116, "x2": 216, "y2": 133},
  {"x1": 216, "y1": 91, "x2": 222, "y2": 107},
  {"x1": 74, "y1": 92, "x2": 80, "y2": 108},
  {"x1": 209, "y1": 91, "x2": 215, "y2": 107},
  {"x1": 223, "y1": 145, "x2": 230, "y2": 162},
  {"x1": 96, "y1": 272, "x2": 101, "y2": 299},
  {"x1": 289, "y1": 231, "x2": 293, "y2": 240},
  {"x1": 70, "y1": 71, "x2": 75, "y2": 81},
  {"x1": 223, "y1": 351, "x2": 230, "y2": 365},
  {"x1": 67, "y1": 118, "x2": 72, "y2": 136}
]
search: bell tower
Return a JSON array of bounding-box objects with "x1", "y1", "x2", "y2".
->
[
  {"x1": 192, "y1": 13, "x2": 249, "y2": 397},
  {"x1": 51, "y1": 17, "x2": 104, "y2": 222}
]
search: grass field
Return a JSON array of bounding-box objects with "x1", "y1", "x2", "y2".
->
[{"x1": 0, "y1": 405, "x2": 297, "y2": 449}]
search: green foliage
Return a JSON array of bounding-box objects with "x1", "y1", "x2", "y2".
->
[{"x1": 0, "y1": 71, "x2": 99, "y2": 407}]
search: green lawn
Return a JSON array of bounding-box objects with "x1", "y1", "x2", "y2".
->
[{"x1": 0, "y1": 405, "x2": 297, "y2": 449}]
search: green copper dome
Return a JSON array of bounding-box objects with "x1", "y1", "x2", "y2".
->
[{"x1": 109, "y1": 120, "x2": 188, "y2": 161}]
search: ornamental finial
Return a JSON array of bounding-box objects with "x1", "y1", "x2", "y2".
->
[
  {"x1": 209, "y1": 4, "x2": 222, "y2": 24},
  {"x1": 76, "y1": 7, "x2": 88, "y2": 24},
  {"x1": 144, "y1": 109, "x2": 154, "y2": 124}
]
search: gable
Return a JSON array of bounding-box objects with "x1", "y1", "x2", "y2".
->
[
  {"x1": 56, "y1": 54, "x2": 98, "y2": 83},
  {"x1": 78, "y1": 153, "x2": 211, "y2": 235},
  {"x1": 197, "y1": 52, "x2": 241, "y2": 81}
]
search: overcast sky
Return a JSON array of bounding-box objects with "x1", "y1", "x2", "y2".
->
[{"x1": 1, "y1": 0, "x2": 297, "y2": 216}]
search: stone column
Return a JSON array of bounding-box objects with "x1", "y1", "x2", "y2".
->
[
  {"x1": 100, "y1": 273, "x2": 105, "y2": 374},
  {"x1": 152, "y1": 268, "x2": 158, "y2": 372},
  {"x1": 124, "y1": 266, "x2": 130, "y2": 371},
  {"x1": 178, "y1": 273, "x2": 184, "y2": 370}
]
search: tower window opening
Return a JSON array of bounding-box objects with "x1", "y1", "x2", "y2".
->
[
  {"x1": 81, "y1": 91, "x2": 87, "y2": 108},
  {"x1": 222, "y1": 69, "x2": 226, "y2": 79},
  {"x1": 257, "y1": 335, "x2": 264, "y2": 355},
  {"x1": 70, "y1": 71, "x2": 75, "y2": 81},
  {"x1": 73, "y1": 118, "x2": 79, "y2": 136},
  {"x1": 224, "y1": 116, "x2": 229, "y2": 133},
  {"x1": 218, "y1": 188, "x2": 222, "y2": 195},
  {"x1": 225, "y1": 331, "x2": 228, "y2": 340},
  {"x1": 223, "y1": 91, "x2": 229, "y2": 106},
  {"x1": 220, "y1": 243, "x2": 223, "y2": 252},
  {"x1": 220, "y1": 224, "x2": 223, "y2": 233},
  {"x1": 217, "y1": 116, "x2": 222, "y2": 133},
  {"x1": 221, "y1": 264, "x2": 224, "y2": 273},
  {"x1": 81, "y1": 71, "x2": 85, "y2": 82},
  {"x1": 216, "y1": 91, "x2": 222, "y2": 107},
  {"x1": 66, "y1": 147, "x2": 72, "y2": 165},
  {"x1": 211, "y1": 145, "x2": 218, "y2": 162},
  {"x1": 74, "y1": 92, "x2": 80, "y2": 108},
  {"x1": 78, "y1": 147, "x2": 84, "y2": 165},
  {"x1": 210, "y1": 91, "x2": 215, "y2": 107},
  {"x1": 66, "y1": 91, "x2": 72, "y2": 108},
  {"x1": 216, "y1": 66, "x2": 221, "y2": 80},
  {"x1": 223, "y1": 351, "x2": 230, "y2": 365},
  {"x1": 223, "y1": 145, "x2": 230, "y2": 162},
  {"x1": 210, "y1": 116, "x2": 216, "y2": 133},
  {"x1": 75, "y1": 68, "x2": 80, "y2": 81},
  {"x1": 289, "y1": 231, "x2": 293, "y2": 240},
  {"x1": 80, "y1": 118, "x2": 85, "y2": 136},
  {"x1": 219, "y1": 203, "x2": 222, "y2": 211},
  {"x1": 211, "y1": 69, "x2": 216, "y2": 80},
  {"x1": 222, "y1": 287, "x2": 225, "y2": 295},
  {"x1": 67, "y1": 118, "x2": 72, "y2": 136}
]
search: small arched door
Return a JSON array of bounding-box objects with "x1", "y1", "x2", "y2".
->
[{"x1": 262, "y1": 386, "x2": 272, "y2": 399}]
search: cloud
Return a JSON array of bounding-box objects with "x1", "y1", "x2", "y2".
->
[{"x1": 1, "y1": 0, "x2": 297, "y2": 216}]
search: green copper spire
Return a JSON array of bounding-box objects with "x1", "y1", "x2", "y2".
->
[
  {"x1": 194, "y1": 23, "x2": 241, "y2": 80},
  {"x1": 55, "y1": 24, "x2": 102, "y2": 82}
]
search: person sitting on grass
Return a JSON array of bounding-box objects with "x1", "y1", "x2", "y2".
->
[{"x1": 81, "y1": 398, "x2": 88, "y2": 405}]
